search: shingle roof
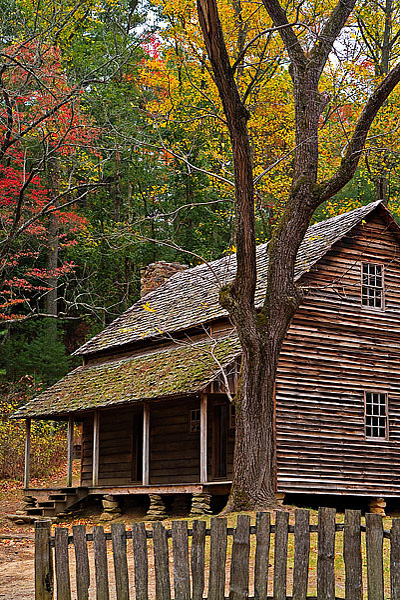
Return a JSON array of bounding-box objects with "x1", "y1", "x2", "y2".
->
[
  {"x1": 76, "y1": 201, "x2": 383, "y2": 357},
  {"x1": 13, "y1": 334, "x2": 241, "y2": 418}
]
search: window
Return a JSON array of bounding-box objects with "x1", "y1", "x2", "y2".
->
[
  {"x1": 361, "y1": 263, "x2": 384, "y2": 309},
  {"x1": 189, "y1": 409, "x2": 200, "y2": 433},
  {"x1": 365, "y1": 392, "x2": 388, "y2": 439},
  {"x1": 229, "y1": 404, "x2": 236, "y2": 429}
]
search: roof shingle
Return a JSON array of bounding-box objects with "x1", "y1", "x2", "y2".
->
[
  {"x1": 14, "y1": 334, "x2": 241, "y2": 418},
  {"x1": 76, "y1": 201, "x2": 383, "y2": 356}
]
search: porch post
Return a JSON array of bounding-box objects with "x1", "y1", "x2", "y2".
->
[
  {"x1": 24, "y1": 418, "x2": 31, "y2": 489},
  {"x1": 200, "y1": 393, "x2": 208, "y2": 483},
  {"x1": 142, "y1": 403, "x2": 150, "y2": 486},
  {"x1": 92, "y1": 410, "x2": 100, "y2": 487},
  {"x1": 66, "y1": 414, "x2": 74, "y2": 488}
]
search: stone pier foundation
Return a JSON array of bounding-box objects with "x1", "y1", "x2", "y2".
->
[
  {"x1": 369, "y1": 497, "x2": 386, "y2": 516},
  {"x1": 145, "y1": 494, "x2": 168, "y2": 521},
  {"x1": 190, "y1": 492, "x2": 212, "y2": 517},
  {"x1": 100, "y1": 495, "x2": 122, "y2": 521}
]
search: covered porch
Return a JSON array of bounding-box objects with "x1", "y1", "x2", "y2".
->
[
  {"x1": 14, "y1": 335, "x2": 241, "y2": 517},
  {"x1": 23, "y1": 394, "x2": 235, "y2": 491}
]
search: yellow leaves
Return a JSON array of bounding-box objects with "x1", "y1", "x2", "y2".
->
[{"x1": 142, "y1": 302, "x2": 156, "y2": 313}]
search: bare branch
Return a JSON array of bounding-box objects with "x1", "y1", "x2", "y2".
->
[{"x1": 318, "y1": 60, "x2": 400, "y2": 202}]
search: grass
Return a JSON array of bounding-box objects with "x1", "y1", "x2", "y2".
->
[{"x1": 55, "y1": 505, "x2": 394, "y2": 598}]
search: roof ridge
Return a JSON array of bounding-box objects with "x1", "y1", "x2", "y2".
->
[{"x1": 75, "y1": 200, "x2": 385, "y2": 356}]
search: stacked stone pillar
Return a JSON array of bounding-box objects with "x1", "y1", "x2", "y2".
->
[
  {"x1": 189, "y1": 492, "x2": 212, "y2": 517},
  {"x1": 369, "y1": 497, "x2": 386, "y2": 516},
  {"x1": 100, "y1": 495, "x2": 122, "y2": 521},
  {"x1": 145, "y1": 494, "x2": 168, "y2": 521}
]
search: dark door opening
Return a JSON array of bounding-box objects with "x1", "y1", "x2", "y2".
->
[
  {"x1": 213, "y1": 403, "x2": 228, "y2": 479},
  {"x1": 131, "y1": 412, "x2": 143, "y2": 482}
]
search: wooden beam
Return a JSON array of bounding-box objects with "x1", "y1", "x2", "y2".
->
[
  {"x1": 24, "y1": 418, "x2": 31, "y2": 489},
  {"x1": 142, "y1": 404, "x2": 150, "y2": 486},
  {"x1": 66, "y1": 414, "x2": 74, "y2": 488},
  {"x1": 200, "y1": 394, "x2": 208, "y2": 483},
  {"x1": 92, "y1": 411, "x2": 100, "y2": 487}
]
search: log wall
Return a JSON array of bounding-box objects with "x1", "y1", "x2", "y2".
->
[
  {"x1": 276, "y1": 213, "x2": 400, "y2": 496},
  {"x1": 81, "y1": 408, "x2": 141, "y2": 486},
  {"x1": 149, "y1": 399, "x2": 200, "y2": 484}
]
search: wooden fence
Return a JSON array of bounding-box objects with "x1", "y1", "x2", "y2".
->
[{"x1": 35, "y1": 507, "x2": 398, "y2": 600}]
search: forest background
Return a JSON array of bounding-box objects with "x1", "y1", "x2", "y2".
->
[{"x1": 1, "y1": 0, "x2": 400, "y2": 481}]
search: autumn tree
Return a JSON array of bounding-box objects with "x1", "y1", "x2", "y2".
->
[{"x1": 195, "y1": 0, "x2": 400, "y2": 510}]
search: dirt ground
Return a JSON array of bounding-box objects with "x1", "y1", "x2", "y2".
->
[{"x1": 0, "y1": 480, "x2": 35, "y2": 599}]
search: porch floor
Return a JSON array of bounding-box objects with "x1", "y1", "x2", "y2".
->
[{"x1": 25, "y1": 481, "x2": 232, "y2": 497}]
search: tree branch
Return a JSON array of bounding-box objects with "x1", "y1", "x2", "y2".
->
[
  {"x1": 260, "y1": 0, "x2": 306, "y2": 66},
  {"x1": 318, "y1": 60, "x2": 400, "y2": 202},
  {"x1": 309, "y1": 0, "x2": 357, "y2": 73}
]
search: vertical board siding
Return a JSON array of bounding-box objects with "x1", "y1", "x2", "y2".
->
[{"x1": 276, "y1": 215, "x2": 400, "y2": 495}]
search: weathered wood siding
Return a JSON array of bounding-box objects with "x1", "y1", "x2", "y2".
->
[
  {"x1": 81, "y1": 415, "x2": 93, "y2": 486},
  {"x1": 276, "y1": 213, "x2": 400, "y2": 496},
  {"x1": 150, "y1": 399, "x2": 200, "y2": 484},
  {"x1": 81, "y1": 408, "x2": 141, "y2": 486}
]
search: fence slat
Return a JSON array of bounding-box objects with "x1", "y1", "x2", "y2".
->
[
  {"x1": 111, "y1": 523, "x2": 129, "y2": 600},
  {"x1": 292, "y1": 509, "x2": 310, "y2": 600},
  {"x1": 93, "y1": 526, "x2": 109, "y2": 600},
  {"x1": 73, "y1": 524, "x2": 90, "y2": 600},
  {"x1": 366, "y1": 512, "x2": 384, "y2": 600},
  {"x1": 191, "y1": 518, "x2": 206, "y2": 600},
  {"x1": 55, "y1": 528, "x2": 71, "y2": 600},
  {"x1": 317, "y1": 507, "x2": 336, "y2": 600},
  {"x1": 229, "y1": 514, "x2": 251, "y2": 600},
  {"x1": 254, "y1": 512, "x2": 270, "y2": 600},
  {"x1": 35, "y1": 520, "x2": 54, "y2": 600},
  {"x1": 152, "y1": 521, "x2": 171, "y2": 600},
  {"x1": 208, "y1": 517, "x2": 228, "y2": 600},
  {"x1": 132, "y1": 522, "x2": 149, "y2": 600},
  {"x1": 273, "y1": 511, "x2": 289, "y2": 600},
  {"x1": 172, "y1": 520, "x2": 190, "y2": 600},
  {"x1": 391, "y1": 518, "x2": 400, "y2": 600},
  {"x1": 343, "y1": 509, "x2": 362, "y2": 600}
]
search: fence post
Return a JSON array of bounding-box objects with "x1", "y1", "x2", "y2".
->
[
  {"x1": 273, "y1": 510, "x2": 289, "y2": 600},
  {"x1": 343, "y1": 509, "x2": 362, "y2": 600},
  {"x1": 366, "y1": 512, "x2": 384, "y2": 600},
  {"x1": 317, "y1": 507, "x2": 336, "y2": 600},
  {"x1": 35, "y1": 519, "x2": 53, "y2": 600},
  {"x1": 391, "y1": 518, "x2": 400, "y2": 600}
]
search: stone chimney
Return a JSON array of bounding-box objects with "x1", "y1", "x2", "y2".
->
[{"x1": 140, "y1": 261, "x2": 187, "y2": 297}]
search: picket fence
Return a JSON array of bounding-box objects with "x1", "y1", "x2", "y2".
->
[{"x1": 35, "y1": 507, "x2": 399, "y2": 599}]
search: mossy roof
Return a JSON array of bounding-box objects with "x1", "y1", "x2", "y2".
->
[
  {"x1": 14, "y1": 335, "x2": 241, "y2": 418},
  {"x1": 76, "y1": 201, "x2": 385, "y2": 357}
]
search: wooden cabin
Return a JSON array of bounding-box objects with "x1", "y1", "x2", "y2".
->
[{"x1": 13, "y1": 200, "x2": 400, "y2": 517}]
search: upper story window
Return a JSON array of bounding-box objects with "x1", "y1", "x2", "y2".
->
[
  {"x1": 365, "y1": 392, "x2": 388, "y2": 440},
  {"x1": 361, "y1": 263, "x2": 384, "y2": 310}
]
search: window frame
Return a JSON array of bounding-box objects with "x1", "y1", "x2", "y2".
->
[
  {"x1": 360, "y1": 262, "x2": 385, "y2": 311},
  {"x1": 229, "y1": 404, "x2": 236, "y2": 430},
  {"x1": 189, "y1": 408, "x2": 200, "y2": 434},
  {"x1": 364, "y1": 391, "x2": 389, "y2": 441}
]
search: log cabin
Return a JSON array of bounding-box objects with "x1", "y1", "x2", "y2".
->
[{"x1": 12, "y1": 200, "x2": 400, "y2": 518}]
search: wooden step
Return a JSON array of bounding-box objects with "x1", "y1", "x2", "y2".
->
[
  {"x1": 26, "y1": 508, "x2": 44, "y2": 516},
  {"x1": 48, "y1": 494, "x2": 67, "y2": 501}
]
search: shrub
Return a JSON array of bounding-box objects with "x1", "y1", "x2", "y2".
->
[{"x1": 0, "y1": 379, "x2": 67, "y2": 480}]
